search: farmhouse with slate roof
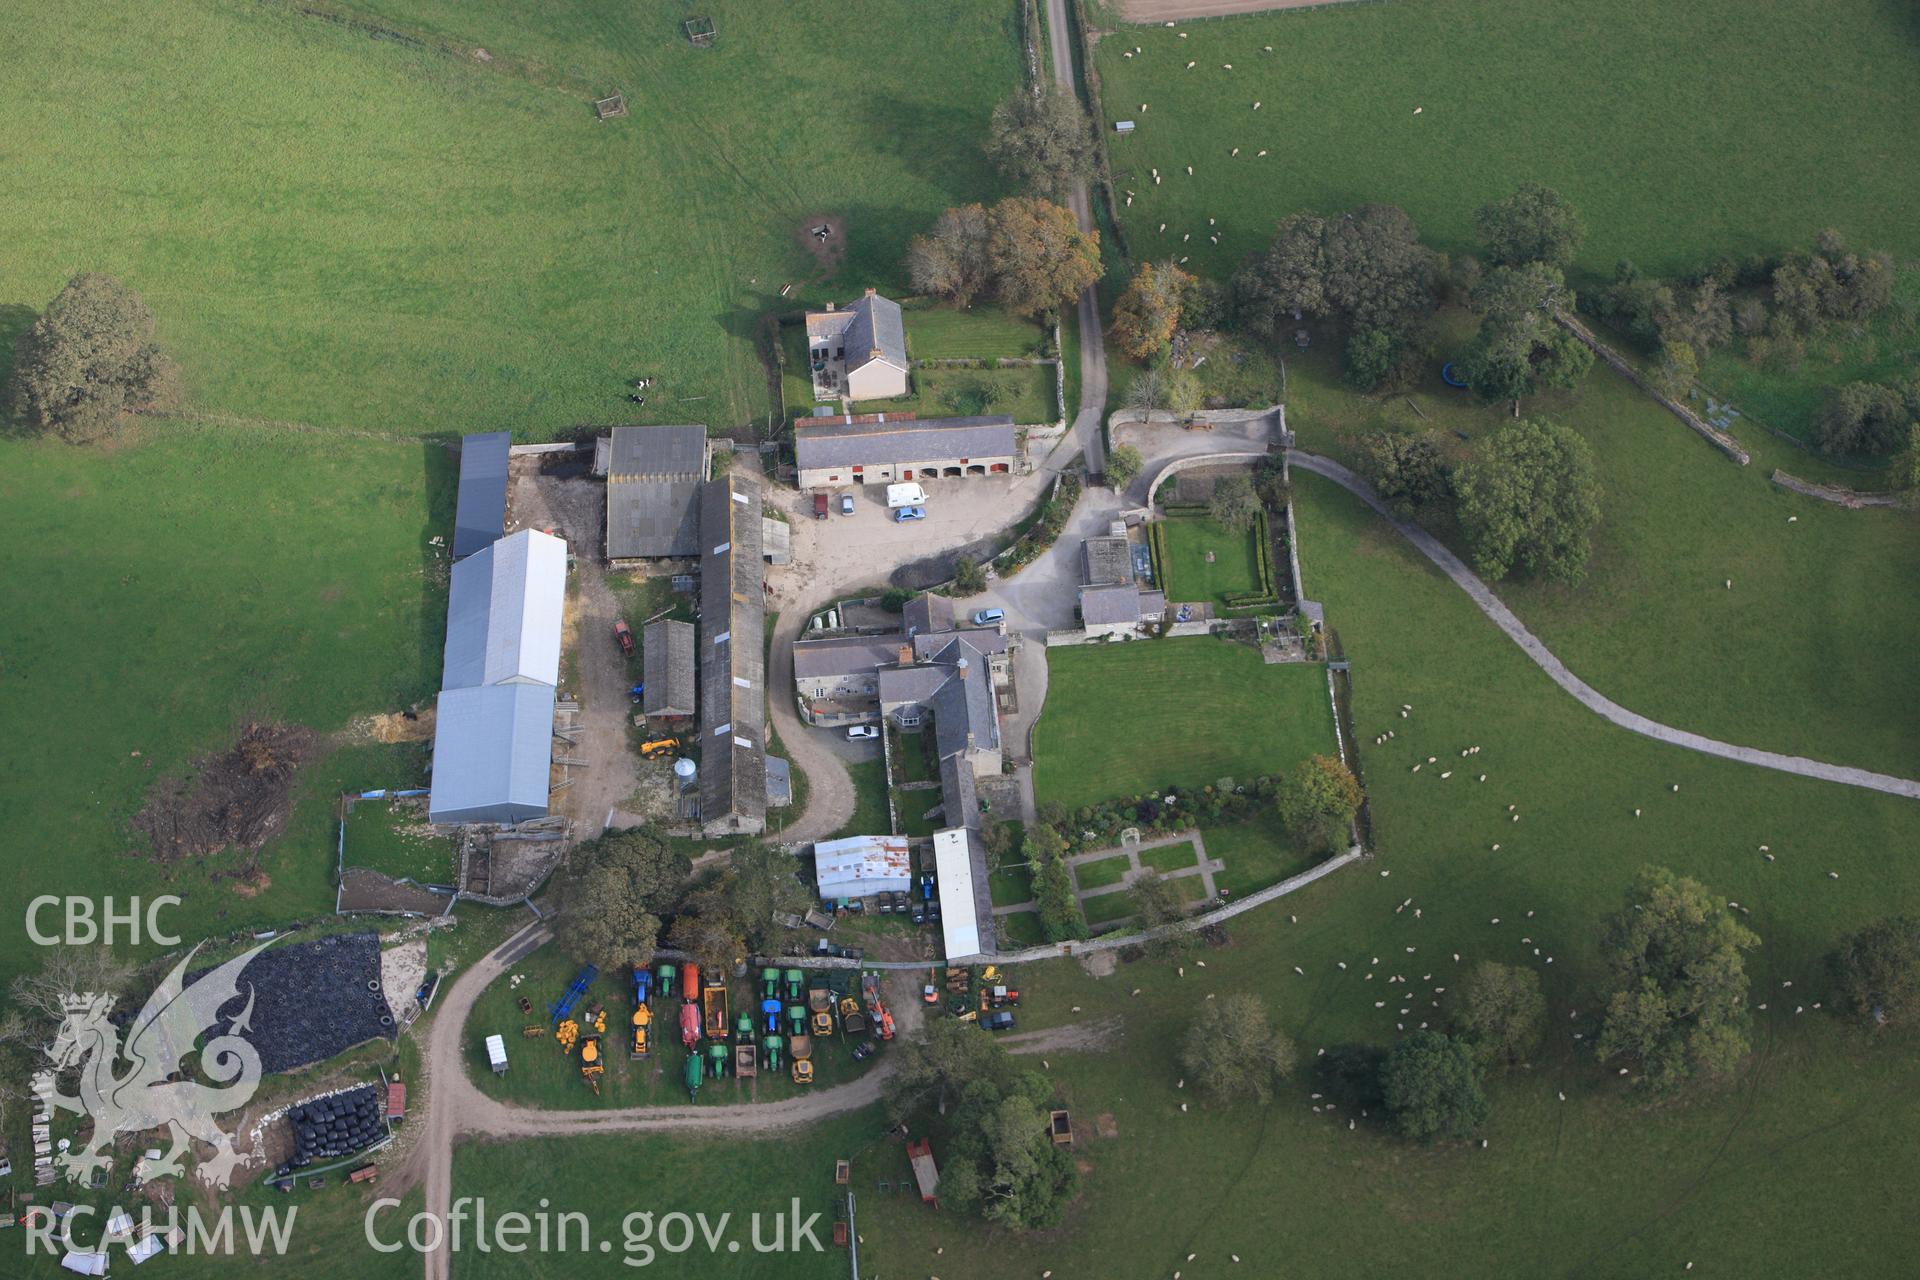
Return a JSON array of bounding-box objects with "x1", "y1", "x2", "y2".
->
[{"x1": 804, "y1": 288, "x2": 910, "y2": 402}]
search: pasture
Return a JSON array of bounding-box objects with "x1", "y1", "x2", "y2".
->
[
  {"x1": 1089, "y1": 0, "x2": 1920, "y2": 281},
  {"x1": 0, "y1": 425, "x2": 453, "y2": 979},
  {"x1": 1278, "y1": 319, "x2": 1920, "y2": 781},
  {"x1": 1033, "y1": 638, "x2": 1336, "y2": 811},
  {"x1": 0, "y1": 0, "x2": 1026, "y2": 438}
]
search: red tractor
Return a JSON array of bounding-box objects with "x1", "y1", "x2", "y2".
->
[{"x1": 614, "y1": 619, "x2": 635, "y2": 656}]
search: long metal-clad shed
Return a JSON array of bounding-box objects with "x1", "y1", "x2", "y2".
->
[
  {"x1": 452, "y1": 432, "x2": 512, "y2": 560},
  {"x1": 932, "y1": 827, "x2": 994, "y2": 959},
  {"x1": 442, "y1": 530, "x2": 568, "y2": 690},
  {"x1": 427, "y1": 683, "x2": 556, "y2": 824},
  {"x1": 813, "y1": 835, "x2": 911, "y2": 898}
]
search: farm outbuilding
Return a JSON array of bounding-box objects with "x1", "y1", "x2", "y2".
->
[
  {"x1": 698, "y1": 475, "x2": 767, "y2": 834},
  {"x1": 452, "y1": 431, "x2": 512, "y2": 560},
  {"x1": 793, "y1": 413, "x2": 1017, "y2": 489},
  {"x1": 442, "y1": 529, "x2": 568, "y2": 689},
  {"x1": 605, "y1": 424, "x2": 709, "y2": 562},
  {"x1": 641, "y1": 619, "x2": 697, "y2": 719},
  {"x1": 813, "y1": 835, "x2": 911, "y2": 898},
  {"x1": 427, "y1": 683, "x2": 557, "y2": 824},
  {"x1": 932, "y1": 826, "x2": 995, "y2": 959}
]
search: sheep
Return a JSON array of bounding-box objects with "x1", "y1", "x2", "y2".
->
[
  {"x1": 1830, "y1": 870, "x2": 1841, "y2": 879},
  {"x1": 1726, "y1": 579, "x2": 1732, "y2": 589},
  {"x1": 1186, "y1": 164, "x2": 1194, "y2": 175},
  {"x1": 1412, "y1": 764, "x2": 1422, "y2": 773},
  {"x1": 1490, "y1": 843, "x2": 1500, "y2": 851},
  {"x1": 1480, "y1": 774, "x2": 1488, "y2": 782},
  {"x1": 1159, "y1": 223, "x2": 1167, "y2": 233},
  {"x1": 1428, "y1": 756, "x2": 1438, "y2": 764},
  {"x1": 1183, "y1": 233, "x2": 1190, "y2": 242},
  {"x1": 1257, "y1": 149, "x2": 1268, "y2": 156},
  {"x1": 1413, "y1": 106, "x2": 1423, "y2": 114},
  {"x1": 1187, "y1": 60, "x2": 1197, "y2": 69},
  {"x1": 1124, "y1": 50, "x2": 1133, "y2": 58},
  {"x1": 1253, "y1": 101, "x2": 1263, "y2": 110},
  {"x1": 1672, "y1": 783, "x2": 1680, "y2": 792},
  {"x1": 1230, "y1": 149, "x2": 1239, "y2": 158},
  {"x1": 1293, "y1": 965, "x2": 1304, "y2": 975},
  {"x1": 1223, "y1": 64, "x2": 1232, "y2": 70},
  {"x1": 1558, "y1": 1091, "x2": 1566, "y2": 1101},
  {"x1": 1400, "y1": 709, "x2": 1409, "y2": 718},
  {"x1": 1155, "y1": 174, "x2": 1162, "y2": 184},
  {"x1": 1338, "y1": 961, "x2": 1348, "y2": 970},
  {"x1": 1634, "y1": 808, "x2": 1641, "y2": 817},
  {"x1": 1764, "y1": 853, "x2": 1776, "y2": 862},
  {"x1": 1441, "y1": 771, "x2": 1452, "y2": 779},
  {"x1": 1125, "y1": 196, "x2": 1133, "y2": 207},
  {"x1": 1513, "y1": 814, "x2": 1521, "y2": 822},
  {"x1": 1788, "y1": 515, "x2": 1797, "y2": 522}
]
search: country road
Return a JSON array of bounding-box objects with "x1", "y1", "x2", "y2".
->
[{"x1": 1043, "y1": 0, "x2": 1109, "y2": 477}]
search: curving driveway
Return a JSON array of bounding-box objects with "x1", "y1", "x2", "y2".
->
[{"x1": 1290, "y1": 452, "x2": 1920, "y2": 800}]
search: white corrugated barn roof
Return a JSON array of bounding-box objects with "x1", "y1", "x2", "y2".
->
[
  {"x1": 442, "y1": 529, "x2": 568, "y2": 690},
  {"x1": 933, "y1": 827, "x2": 983, "y2": 958},
  {"x1": 427, "y1": 684, "x2": 556, "y2": 824}
]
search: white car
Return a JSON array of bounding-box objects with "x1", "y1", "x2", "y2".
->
[{"x1": 847, "y1": 725, "x2": 880, "y2": 741}]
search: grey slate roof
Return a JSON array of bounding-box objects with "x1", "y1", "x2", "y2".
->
[
  {"x1": 794, "y1": 634, "x2": 910, "y2": 681},
  {"x1": 608, "y1": 424, "x2": 707, "y2": 480},
  {"x1": 794, "y1": 416, "x2": 1016, "y2": 471},
  {"x1": 641, "y1": 619, "x2": 697, "y2": 717},
  {"x1": 1082, "y1": 536, "x2": 1134, "y2": 586},
  {"x1": 453, "y1": 432, "x2": 512, "y2": 560},
  {"x1": 765, "y1": 756, "x2": 792, "y2": 808},
  {"x1": 912, "y1": 625, "x2": 1005, "y2": 663},
  {"x1": 901, "y1": 592, "x2": 950, "y2": 638},
  {"x1": 841, "y1": 292, "x2": 908, "y2": 371},
  {"x1": 698, "y1": 476, "x2": 767, "y2": 831},
  {"x1": 428, "y1": 683, "x2": 555, "y2": 824},
  {"x1": 929, "y1": 638, "x2": 1000, "y2": 759},
  {"x1": 1080, "y1": 583, "x2": 1154, "y2": 628},
  {"x1": 938, "y1": 753, "x2": 980, "y2": 831},
  {"x1": 878, "y1": 664, "x2": 949, "y2": 708},
  {"x1": 607, "y1": 426, "x2": 707, "y2": 560}
]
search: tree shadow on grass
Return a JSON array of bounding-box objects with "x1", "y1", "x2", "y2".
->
[{"x1": 0, "y1": 303, "x2": 39, "y2": 435}]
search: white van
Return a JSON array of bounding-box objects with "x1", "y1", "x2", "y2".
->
[{"x1": 885, "y1": 482, "x2": 927, "y2": 509}]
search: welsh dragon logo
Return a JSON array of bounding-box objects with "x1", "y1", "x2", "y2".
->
[{"x1": 46, "y1": 941, "x2": 272, "y2": 1190}]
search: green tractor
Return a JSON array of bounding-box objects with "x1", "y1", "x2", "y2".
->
[
  {"x1": 782, "y1": 968, "x2": 805, "y2": 1003},
  {"x1": 786, "y1": 1004, "x2": 808, "y2": 1039},
  {"x1": 682, "y1": 1048, "x2": 702, "y2": 1100},
  {"x1": 761, "y1": 1034, "x2": 785, "y2": 1073},
  {"x1": 760, "y1": 967, "x2": 781, "y2": 1001},
  {"x1": 706, "y1": 1043, "x2": 730, "y2": 1079},
  {"x1": 735, "y1": 1012, "x2": 756, "y2": 1045}
]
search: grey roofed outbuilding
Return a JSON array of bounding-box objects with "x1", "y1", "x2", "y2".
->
[
  {"x1": 427, "y1": 683, "x2": 555, "y2": 824},
  {"x1": 606, "y1": 425, "x2": 708, "y2": 560},
  {"x1": 452, "y1": 432, "x2": 512, "y2": 560},
  {"x1": 761, "y1": 516, "x2": 791, "y2": 566},
  {"x1": 1079, "y1": 583, "x2": 1152, "y2": 628},
  {"x1": 793, "y1": 416, "x2": 1016, "y2": 471},
  {"x1": 911, "y1": 625, "x2": 1004, "y2": 663},
  {"x1": 641, "y1": 619, "x2": 697, "y2": 717},
  {"x1": 1082, "y1": 536, "x2": 1134, "y2": 586},
  {"x1": 765, "y1": 756, "x2": 792, "y2": 808},
  {"x1": 608, "y1": 424, "x2": 708, "y2": 480},
  {"x1": 877, "y1": 663, "x2": 948, "y2": 708},
  {"x1": 698, "y1": 475, "x2": 767, "y2": 831},
  {"x1": 442, "y1": 530, "x2": 569, "y2": 690},
  {"x1": 901, "y1": 592, "x2": 950, "y2": 638}
]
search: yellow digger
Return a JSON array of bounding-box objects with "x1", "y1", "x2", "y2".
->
[{"x1": 639, "y1": 738, "x2": 680, "y2": 759}]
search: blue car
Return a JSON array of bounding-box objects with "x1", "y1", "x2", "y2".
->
[{"x1": 894, "y1": 506, "x2": 927, "y2": 522}]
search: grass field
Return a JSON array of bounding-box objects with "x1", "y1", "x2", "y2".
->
[
  {"x1": 340, "y1": 789, "x2": 452, "y2": 883},
  {"x1": 1280, "y1": 318, "x2": 1920, "y2": 781},
  {"x1": 1158, "y1": 511, "x2": 1264, "y2": 607},
  {"x1": 1073, "y1": 853, "x2": 1133, "y2": 890},
  {"x1": 1090, "y1": 0, "x2": 1920, "y2": 283},
  {"x1": 1, "y1": 0, "x2": 1025, "y2": 438},
  {"x1": 0, "y1": 425, "x2": 452, "y2": 979},
  {"x1": 1034, "y1": 638, "x2": 1337, "y2": 811}
]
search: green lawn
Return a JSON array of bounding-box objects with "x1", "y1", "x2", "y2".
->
[
  {"x1": 341, "y1": 789, "x2": 453, "y2": 884},
  {"x1": 1138, "y1": 838, "x2": 1199, "y2": 875},
  {"x1": 994, "y1": 907, "x2": 1047, "y2": 947},
  {"x1": 989, "y1": 860, "x2": 1035, "y2": 907},
  {"x1": 904, "y1": 303, "x2": 1048, "y2": 360},
  {"x1": 1158, "y1": 512, "x2": 1264, "y2": 608},
  {"x1": 1091, "y1": 0, "x2": 1920, "y2": 285},
  {"x1": 782, "y1": 322, "x2": 1057, "y2": 424},
  {"x1": 1204, "y1": 808, "x2": 1312, "y2": 898},
  {"x1": 1282, "y1": 316, "x2": 1920, "y2": 782},
  {"x1": 0, "y1": 426, "x2": 452, "y2": 979},
  {"x1": 1073, "y1": 853, "x2": 1133, "y2": 891},
  {"x1": 1034, "y1": 639, "x2": 1337, "y2": 811},
  {"x1": 2, "y1": 0, "x2": 1025, "y2": 438}
]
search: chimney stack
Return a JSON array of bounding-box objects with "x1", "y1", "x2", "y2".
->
[{"x1": 864, "y1": 287, "x2": 877, "y2": 297}]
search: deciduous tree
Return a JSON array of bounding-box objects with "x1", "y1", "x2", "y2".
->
[
  {"x1": 1595, "y1": 866, "x2": 1758, "y2": 1091},
  {"x1": 1474, "y1": 182, "x2": 1586, "y2": 270},
  {"x1": 1234, "y1": 205, "x2": 1436, "y2": 345},
  {"x1": 1817, "y1": 380, "x2": 1916, "y2": 456},
  {"x1": 1105, "y1": 443, "x2": 1143, "y2": 488},
  {"x1": 986, "y1": 197, "x2": 1102, "y2": 318},
  {"x1": 1358, "y1": 430, "x2": 1452, "y2": 516},
  {"x1": 557, "y1": 827, "x2": 690, "y2": 971},
  {"x1": 907, "y1": 204, "x2": 992, "y2": 308},
  {"x1": 1381, "y1": 1031, "x2": 1489, "y2": 1141},
  {"x1": 1276, "y1": 754, "x2": 1361, "y2": 853},
  {"x1": 1207, "y1": 473, "x2": 1261, "y2": 532},
  {"x1": 1026, "y1": 823, "x2": 1085, "y2": 941},
  {"x1": 1111, "y1": 261, "x2": 1194, "y2": 361},
  {"x1": 1830, "y1": 916, "x2": 1920, "y2": 1027},
  {"x1": 985, "y1": 88, "x2": 1097, "y2": 200},
  {"x1": 1454, "y1": 418, "x2": 1602, "y2": 585},
  {"x1": 1456, "y1": 962, "x2": 1545, "y2": 1068},
  {"x1": 885, "y1": 1017, "x2": 1013, "y2": 1121},
  {"x1": 1181, "y1": 993, "x2": 1296, "y2": 1104},
  {"x1": 1127, "y1": 868, "x2": 1194, "y2": 956},
  {"x1": 9, "y1": 274, "x2": 179, "y2": 443}
]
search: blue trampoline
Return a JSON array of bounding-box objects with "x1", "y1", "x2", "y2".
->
[{"x1": 1440, "y1": 363, "x2": 1468, "y2": 389}]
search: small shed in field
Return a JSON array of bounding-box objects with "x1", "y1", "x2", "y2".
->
[{"x1": 906, "y1": 1137, "x2": 939, "y2": 1205}]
